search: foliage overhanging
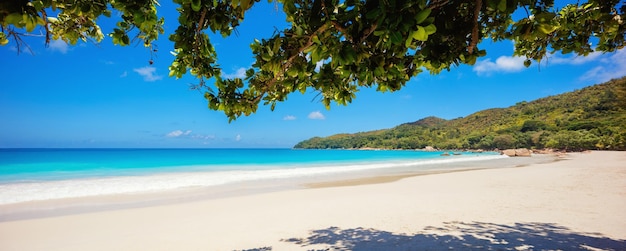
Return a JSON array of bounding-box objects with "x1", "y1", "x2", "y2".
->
[{"x1": 1, "y1": 0, "x2": 625, "y2": 120}]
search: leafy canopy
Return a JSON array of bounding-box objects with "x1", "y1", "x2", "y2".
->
[{"x1": 1, "y1": 0, "x2": 625, "y2": 120}]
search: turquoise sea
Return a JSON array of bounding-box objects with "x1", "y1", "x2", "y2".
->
[{"x1": 0, "y1": 148, "x2": 504, "y2": 205}]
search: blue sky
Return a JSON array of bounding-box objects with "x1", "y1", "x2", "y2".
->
[{"x1": 1, "y1": 1, "x2": 625, "y2": 148}]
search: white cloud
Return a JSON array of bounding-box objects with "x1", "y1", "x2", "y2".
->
[
  {"x1": 165, "y1": 129, "x2": 219, "y2": 145},
  {"x1": 48, "y1": 39, "x2": 69, "y2": 54},
  {"x1": 133, "y1": 66, "x2": 163, "y2": 82},
  {"x1": 578, "y1": 49, "x2": 626, "y2": 83},
  {"x1": 308, "y1": 111, "x2": 326, "y2": 120},
  {"x1": 191, "y1": 134, "x2": 215, "y2": 140},
  {"x1": 235, "y1": 134, "x2": 242, "y2": 141},
  {"x1": 120, "y1": 71, "x2": 128, "y2": 78},
  {"x1": 473, "y1": 56, "x2": 526, "y2": 76},
  {"x1": 283, "y1": 115, "x2": 297, "y2": 120},
  {"x1": 166, "y1": 130, "x2": 192, "y2": 138},
  {"x1": 474, "y1": 50, "x2": 613, "y2": 77},
  {"x1": 547, "y1": 51, "x2": 603, "y2": 65},
  {"x1": 222, "y1": 67, "x2": 247, "y2": 79}
]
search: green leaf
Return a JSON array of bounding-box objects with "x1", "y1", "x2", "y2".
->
[
  {"x1": 240, "y1": 0, "x2": 251, "y2": 10},
  {"x1": 415, "y1": 9, "x2": 431, "y2": 24},
  {"x1": 365, "y1": 8, "x2": 381, "y2": 20},
  {"x1": 303, "y1": 44, "x2": 317, "y2": 53},
  {"x1": 418, "y1": 0, "x2": 427, "y2": 10},
  {"x1": 245, "y1": 68, "x2": 255, "y2": 79},
  {"x1": 31, "y1": 0, "x2": 44, "y2": 11},
  {"x1": 311, "y1": 46, "x2": 321, "y2": 63},
  {"x1": 524, "y1": 59, "x2": 532, "y2": 67},
  {"x1": 287, "y1": 67, "x2": 299, "y2": 77},
  {"x1": 81, "y1": 3, "x2": 91, "y2": 13},
  {"x1": 537, "y1": 24, "x2": 558, "y2": 34},
  {"x1": 312, "y1": 35, "x2": 321, "y2": 44},
  {"x1": 4, "y1": 13, "x2": 23, "y2": 26},
  {"x1": 535, "y1": 12, "x2": 556, "y2": 22},
  {"x1": 24, "y1": 14, "x2": 37, "y2": 32},
  {"x1": 390, "y1": 31, "x2": 403, "y2": 45},
  {"x1": 405, "y1": 35, "x2": 413, "y2": 48},
  {"x1": 467, "y1": 55, "x2": 477, "y2": 65},
  {"x1": 423, "y1": 24, "x2": 436, "y2": 35},
  {"x1": 0, "y1": 32, "x2": 8, "y2": 46},
  {"x1": 497, "y1": 0, "x2": 507, "y2": 12},
  {"x1": 412, "y1": 26, "x2": 427, "y2": 41},
  {"x1": 191, "y1": 0, "x2": 202, "y2": 12}
]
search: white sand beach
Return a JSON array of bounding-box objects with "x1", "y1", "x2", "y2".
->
[{"x1": 0, "y1": 151, "x2": 624, "y2": 250}]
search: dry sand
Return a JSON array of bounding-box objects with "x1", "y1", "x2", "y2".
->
[{"x1": 0, "y1": 151, "x2": 624, "y2": 250}]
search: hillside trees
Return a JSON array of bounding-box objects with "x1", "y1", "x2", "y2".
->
[
  {"x1": 294, "y1": 78, "x2": 626, "y2": 151},
  {"x1": 1, "y1": 0, "x2": 625, "y2": 120}
]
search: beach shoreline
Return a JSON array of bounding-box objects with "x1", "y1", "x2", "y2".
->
[
  {"x1": 0, "y1": 151, "x2": 624, "y2": 250},
  {"x1": 0, "y1": 150, "x2": 505, "y2": 206},
  {"x1": 0, "y1": 153, "x2": 554, "y2": 222}
]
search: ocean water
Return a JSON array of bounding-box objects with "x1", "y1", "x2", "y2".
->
[{"x1": 0, "y1": 148, "x2": 505, "y2": 204}]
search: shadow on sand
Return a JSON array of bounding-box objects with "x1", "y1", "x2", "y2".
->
[{"x1": 240, "y1": 221, "x2": 626, "y2": 251}]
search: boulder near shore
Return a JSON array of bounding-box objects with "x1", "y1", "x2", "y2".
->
[{"x1": 501, "y1": 148, "x2": 532, "y2": 157}]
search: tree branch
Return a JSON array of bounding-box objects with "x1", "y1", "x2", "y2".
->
[
  {"x1": 251, "y1": 22, "x2": 332, "y2": 104},
  {"x1": 468, "y1": 0, "x2": 482, "y2": 54},
  {"x1": 331, "y1": 20, "x2": 353, "y2": 42},
  {"x1": 320, "y1": 0, "x2": 353, "y2": 43},
  {"x1": 359, "y1": 23, "x2": 378, "y2": 43},
  {"x1": 7, "y1": 28, "x2": 35, "y2": 55},
  {"x1": 41, "y1": 9, "x2": 51, "y2": 46},
  {"x1": 428, "y1": 0, "x2": 451, "y2": 10},
  {"x1": 193, "y1": 8, "x2": 207, "y2": 57}
]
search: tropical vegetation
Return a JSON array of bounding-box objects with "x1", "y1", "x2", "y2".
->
[
  {"x1": 294, "y1": 77, "x2": 626, "y2": 151},
  {"x1": 1, "y1": 0, "x2": 625, "y2": 120}
]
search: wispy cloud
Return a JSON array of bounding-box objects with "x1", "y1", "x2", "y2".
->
[
  {"x1": 308, "y1": 111, "x2": 326, "y2": 120},
  {"x1": 166, "y1": 130, "x2": 192, "y2": 138},
  {"x1": 283, "y1": 115, "x2": 297, "y2": 121},
  {"x1": 48, "y1": 39, "x2": 69, "y2": 54},
  {"x1": 222, "y1": 67, "x2": 247, "y2": 79},
  {"x1": 134, "y1": 66, "x2": 163, "y2": 82},
  {"x1": 474, "y1": 50, "x2": 615, "y2": 77},
  {"x1": 120, "y1": 71, "x2": 128, "y2": 78},
  {"x1": 191, "y1": 134, "x2": 216, "y2": 140},
  {"x1": 473, "y1": 56, "x2": 526, "y2": 76},
  {"x1": 578, "y1": 49, "x2": 626, "y2": 83},
  {"x1": 547, "y1": 51, "x2": 603, "y2": 65},
  {"x1": 165, "y1": 130, "x2": 217, "y2": 142},
  {"x1": 235, "y1": 134, "x2": 242, "y2": 141}
]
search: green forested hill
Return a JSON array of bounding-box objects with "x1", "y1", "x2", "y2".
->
[{"x1": 294, "y1": 77, "x2": 626, "y2": 151}]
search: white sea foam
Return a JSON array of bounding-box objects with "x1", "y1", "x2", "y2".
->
[{"x1": 0, "y1": 154, "x2": 507, "y2": 204}]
